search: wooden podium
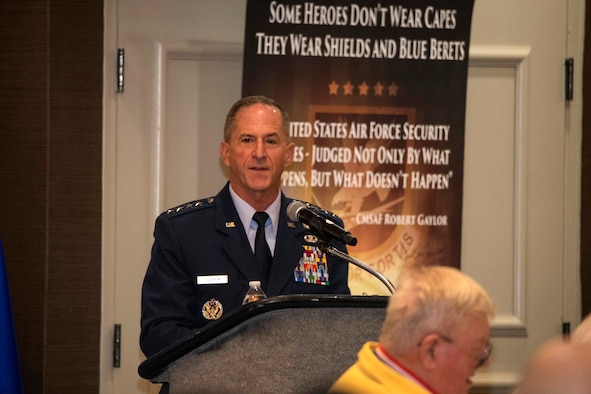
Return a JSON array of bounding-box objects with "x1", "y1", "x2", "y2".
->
[{"x1": 138, "y1": 294, "x2": 388, "y2": 393}]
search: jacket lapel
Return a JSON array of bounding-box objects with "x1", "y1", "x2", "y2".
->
[
  {"x1": 267, "y1": 196, "x2": 307, "y2": 295},
  {"x1": 215, "y1": 184, "x2": 260, "y2": 280}
]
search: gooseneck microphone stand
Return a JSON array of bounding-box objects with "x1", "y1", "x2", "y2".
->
[{"x1": 318, "y1": 241, "x2": 396, "y2": 294}]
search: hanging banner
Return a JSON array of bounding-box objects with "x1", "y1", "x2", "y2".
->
[{"x1": 242, "y1": 0, "x2": 475, "y2": 294}]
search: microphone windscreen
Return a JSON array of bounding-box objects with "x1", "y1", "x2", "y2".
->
[{"x1": 286, "y1": 200, "x2": 306, "y2": 222}]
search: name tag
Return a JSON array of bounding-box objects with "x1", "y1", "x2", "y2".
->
[{"x1": 196, "y1": 275, "x2": 228, "y2": 285}]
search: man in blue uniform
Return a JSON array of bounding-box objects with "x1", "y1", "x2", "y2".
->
[{"x1": 140, "y1": 96, "x2": 351, "y2": 358}]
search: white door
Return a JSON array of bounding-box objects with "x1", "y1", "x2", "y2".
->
[
  {"x1": 464, "y1": 0, "x2": 582, "y2": 389},
  {"x1": 101, "y1": 1, "x2": 583, "y2": 393},
  {"x1": 102, "y1": 2, "x2": 245, "y2": 393}
]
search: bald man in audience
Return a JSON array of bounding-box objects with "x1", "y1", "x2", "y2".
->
[
  {"x1": 515, "y1": 337, "x2": 591, "y2": 394},
  {"x1": 572, "y1": 313, "x2": 591, "y2": 344}
]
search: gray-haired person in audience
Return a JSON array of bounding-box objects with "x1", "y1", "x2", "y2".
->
[{"x1": 329, "y1": 264, "x2": 495, "y2": 394}]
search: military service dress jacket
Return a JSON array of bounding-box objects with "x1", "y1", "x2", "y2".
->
[{"x1": 140, "y1": 182, "x2": 351, "y2": 357}]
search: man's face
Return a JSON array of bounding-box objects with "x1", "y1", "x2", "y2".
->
[
  {"x1": 220, "y1": 103, "x2": 294, "y2": 204},
  {"x1": 432, "y1": 315, "x2": 491, "y2": 394}
]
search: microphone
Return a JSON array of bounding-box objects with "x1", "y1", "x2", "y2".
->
[{"x1": 287, "y1": 200, "x2": 357, "y2": 246}]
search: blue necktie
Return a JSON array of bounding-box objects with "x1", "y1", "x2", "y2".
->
[{"x1": 253, "y1": 212, "x2": 272, "y2": 288}]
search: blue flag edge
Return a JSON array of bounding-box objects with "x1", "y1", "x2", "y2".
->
[{"x1": 0, "y1": 238, "x2": 24, "y2": 394}]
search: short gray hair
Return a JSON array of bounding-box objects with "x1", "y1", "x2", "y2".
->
[
  {"x1": 223, "y1": 95, "x2": 291, "y2": 142},
  {"x1": 379, "y1": 264, "x2": 495, "y2": 355}
]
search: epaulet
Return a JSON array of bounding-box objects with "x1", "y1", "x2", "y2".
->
[{"x1": 164, "y1": 196, "x2": 216, "y2": 216}]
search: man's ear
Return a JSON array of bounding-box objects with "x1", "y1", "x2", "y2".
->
[
  {"x1": 418, "y1": 333, "x2": 441, "y2": 370},
  {"x1": 284, "y1": 141, "x2": 295, "y2": 167},
  {"x1": 220, "y1": 141, "x2": 230, "y2": 167}
]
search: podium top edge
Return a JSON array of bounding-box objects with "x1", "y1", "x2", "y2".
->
[{"x1": 138, "y1": 294, "x2": 389, "y2": 379}]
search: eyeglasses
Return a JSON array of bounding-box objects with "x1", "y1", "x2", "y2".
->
[{"x1": 439, "y1": 334, "x2": 492, "y2": 367}]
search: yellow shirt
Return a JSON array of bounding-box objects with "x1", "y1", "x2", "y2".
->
[{"x1": 329, "y1": 342, "x2": 433, "y2": 394}]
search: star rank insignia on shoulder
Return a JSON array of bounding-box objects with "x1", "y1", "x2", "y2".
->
[{"x1": 165, "y1": 196, "x2": 215, "y2": 216}]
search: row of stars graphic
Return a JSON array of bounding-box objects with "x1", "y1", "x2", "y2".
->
[{"x1": 328, "y1": 80, "x2": 399, "y2": 96}]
